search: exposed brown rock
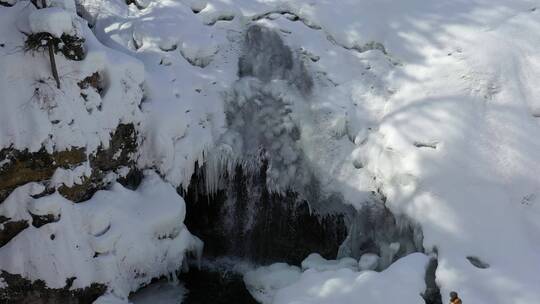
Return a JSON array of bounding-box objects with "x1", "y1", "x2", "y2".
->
[
  {"x1": 78, "y1": 72, "x2": 104, "y2": 96},
  {"x1": 0, "y1": 220, "x2": 29, "y2": 247},
  {"x1": 30, "y1": 213, "x2": 60, "y2": 229},
  {"x1": 0, "y1": 123, "x2": 139, "y2": 204},
  {"x1": 0, "y1": 148, "x2": 85, "y2": 202},
  {"x1": 0, "y1": 271, "x2": 106, "y2": 304}
]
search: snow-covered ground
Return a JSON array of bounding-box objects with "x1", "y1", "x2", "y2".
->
[{"x1": 1, "y1": 0, "x2": 540, "y2": 303}]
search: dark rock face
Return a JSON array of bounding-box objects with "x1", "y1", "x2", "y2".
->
[
  {"x1": 422, "y1": 257, "x2": 443, "y2": 304},
  {"x1": 184, "y1": 162, "x2": 349, "y2": 265},
  {"x1": 0, "y1": 271, "x2": 106, "y2": 304}
]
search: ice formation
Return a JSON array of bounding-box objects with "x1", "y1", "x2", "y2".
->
[{"x1": 0, "y1": 0, "x2": 539, "y2": 303}]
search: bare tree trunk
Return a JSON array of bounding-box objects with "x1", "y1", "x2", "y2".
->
[
  {"x1": 48, "y1": 44, "x2": 60, "y2": 89},
  {"x1": 40, "y1": 0, "x2": 60, "y2": 89}
]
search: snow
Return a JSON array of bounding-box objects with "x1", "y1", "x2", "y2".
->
[
  {"x1": 0, "y1": 171, "x2": 200, "y2": 300},
  {"x1": 358, "y1": 253, "x2": 379, "y2": 271},
  {"x1": 29, "y1": 7, "x2": 74, "y2": 37},
  {"x1": 50, "y1": 163, "x2": 92, "y2": 188},
  {"x1": 1, "y1": 0, "x2": 540, "y2": 303},
  {"x1": 301, "y1": 253, "x2": 358, "y2": 272},
  {"x1": 49, "y1": 0, "x2": 78, "y2": 13},
  {"x1": 0, "y1": 1, "x2": 143, "y2": 153},
  {"x1": 245, "y1": 253, "x2": 429, "y2": 304},
  {"x1": 93, "y1": 293, "x2": 130, "y2": 304},
  {"x1": 244, "y1": 263, "x2": 302, "y2": 304}
]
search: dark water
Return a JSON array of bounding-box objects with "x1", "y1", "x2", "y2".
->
[{"x1": 180, "y1": 261, "x2": 258, "y2": 304}]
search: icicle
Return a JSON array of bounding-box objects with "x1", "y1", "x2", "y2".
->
[
  {"x1": 181, "y1": 255, "x2": 190, "y2": 273},
  {"x1": 189, "y1": 235, "x2": 204, "y2": 270},
  {"x1": 169, "y1": 271, "x2": 178, "y2": 284}
]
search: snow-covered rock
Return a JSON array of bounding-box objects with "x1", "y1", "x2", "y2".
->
[
  {"x1": 0, "y1": 171, "x2": 201, "y2": 300},
  {"x1": 358, "y1": 253, "x2": 380, "y2": 271},
  {"x1": 301, "y1": 253, "x2": 358, "y2": 272},
  {"x1": 0, "y1": 2, "x2": 143, "y2": 153},
  {"x1": 273, "y1": 253, "x2": 429, "y2": 304},
  {"x1": 246, "y1": 253, "x2": 430, "y2": 304},
  {"x1": 29, "y1": 7, "x2": 73, "y2": 37}
]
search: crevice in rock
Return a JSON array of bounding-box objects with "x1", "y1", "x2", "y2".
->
[
  {"x1": 466, "y1": 256, "x2": 490, "y2": 269},
  {"x1": 414, "y1": 141, "x2": 439, "y2": 149}
]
